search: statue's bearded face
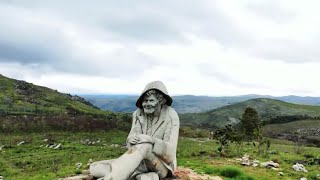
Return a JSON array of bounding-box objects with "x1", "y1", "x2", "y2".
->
[{"x1": 142, "y1": 94, "x2": 160, "y2": 114}]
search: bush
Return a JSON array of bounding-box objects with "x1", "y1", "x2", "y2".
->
[
  {"x1": 220, "y1": 166, "x2": 243, "y2": 178},
  {"x1": 236, "y1": 175, "x2": 256, "y2": 180},
  {"x1": 203, "y1": 166, "x2": 219, "y2": 174}
]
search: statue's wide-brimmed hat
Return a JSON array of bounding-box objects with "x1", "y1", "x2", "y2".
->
[{"x1": 136, "y1": 81, "x2": 173, "y2": 108}]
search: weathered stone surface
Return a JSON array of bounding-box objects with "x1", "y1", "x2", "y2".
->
[
  {"x1": 292, "y1": 163, "x2": 308, "y2": 173},
  {"x1": 89, "y1": 81, "x2": 180, "y2": 180},
  {"x1": 261, "y1": 161, "x2": 279, "y2": 168},
  {"x1": 136, "y1": 172, "x2": 159, "y2": 180}
]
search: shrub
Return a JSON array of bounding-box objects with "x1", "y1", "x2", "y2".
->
[
  {"x1": 220, "y1": 166, "x2": 243, "y2": 178},
  {"x1": 236, "y1": 175, "x2": 256, "y2": 180},
  {"x1": 203, "y1": 166, "x2": 219, "y2": 174}
]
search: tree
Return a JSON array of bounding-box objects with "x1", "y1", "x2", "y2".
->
[
  {"x1": 240, "y1": 107, "x2": 260, "y2": 140},
  {"x1": 213, "y1": 124, "x2": 244, "y2": 156}
]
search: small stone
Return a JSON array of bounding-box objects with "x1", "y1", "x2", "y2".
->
[
  {"x1": 261, "y1": 161, "x2": 279, "y2": 168},
  {"x1": 300, "y1": 177, "x2": 307, "y2": 180},
  {"x1": 278, "y1": 172, "x2": 284, "y2": 176},
  {"x1": 17, "y1": 141, "x2": 25, "y2": 146},
  {"x1": 75, "y1": 162, "x2": 82, "y2": 169},
  {"x1": 87, "y1": 159, "x2": 93, "y2": 166},
  {"x1": 293, "y1": 163, "x2": 308, "y2": 173},
  {"x1": 0, "y1": 145, "x2": 4, "y2": 150},
  {"x1": 253, "y1": 159, "x2": 260, "y2": 164},
  {"x1": 54, "y1": 143, "x2": 62, "y2": 149},
  {"x1": 252, "y1": 163, "x2": 259, "y2": 167},
  {"x1": 43, "y1": 139, "x2": 49, "y2": 142}
]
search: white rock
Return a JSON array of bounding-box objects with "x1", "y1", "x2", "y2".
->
[
  {"x1": 75, "y1": 162, "x2": 82, "y2": 169},
  {"x1": 48, "y1": 144, "x2": 55, "y2": 148},
  {"x1": 54, "y1": 143, "x2": 62, "y2": 149},
  {"x1": 87, "y1": 159, "x2": 93, "y2": 166},
  {"x1": 0, "y1": 145, "x2": 4, "y2": 150},
  {"x1": 293, "y1": 163, "x2": 308, "y2": 173},
  {"x1": 278, "y1": 172, "x2": 284, "y2": 176},
  {"x1": 261, "y1": 161, "x2": 279, "y2": 168},
  {"x1": 110, "y1": 144, "x2": 119, "y2": 148},
  {"x1": 43, "y1": 139, "x2": 49, "y2": 142},
  {"x1": 300, "y1": 177, "x2": 307, "y2": 180},
  {"x1": 253, "y1": 159, "x2": 260, "y2": 164},
  {"x1": 17, "y1": 141, "x2": 25, "y2": 146}
]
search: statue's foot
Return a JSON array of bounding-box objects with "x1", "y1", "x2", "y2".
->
[
  {"x1": 136, "y1": 172, "x2": 159, "y2": 180},
  {"x1": 89, "y1": 160, "x2": 113, "y2": 178}
]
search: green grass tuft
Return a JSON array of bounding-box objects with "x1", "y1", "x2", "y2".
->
[{"x1": 220, "y1": 166, "x2": 244, "y2": 178}]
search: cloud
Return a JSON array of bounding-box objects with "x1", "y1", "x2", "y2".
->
[{"x1": 0, "y1": 0, "x2": 320, "y2": 96}]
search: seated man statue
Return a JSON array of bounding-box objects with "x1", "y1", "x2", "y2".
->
[{"x1": 90, "y1": 81, "x2": 180, "y2": 180}]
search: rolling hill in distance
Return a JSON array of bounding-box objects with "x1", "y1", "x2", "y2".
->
[
  {"x1": 1, "y1": 74, "x2": 320, "y2": 134},
  {"x1": 179, "y1": 98, "x2": 320, "y2": 128},
  {"x1": 83, "y1": 94, "x2": 320, "y2": 114}
]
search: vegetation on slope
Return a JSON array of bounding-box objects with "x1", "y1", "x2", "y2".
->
[
  {"x1": 0, "y1": 74, "x2": 132, "y2": 132},
  {"x1": 180, "y1": 98, "x2": 320, "y2": 128}
]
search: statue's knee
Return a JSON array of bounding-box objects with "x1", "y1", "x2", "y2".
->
[{"x1": 132, "y1": 143, "x2": 152, "y2": 151}]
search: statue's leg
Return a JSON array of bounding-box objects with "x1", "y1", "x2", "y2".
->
[
  {"x1": 89, "y1": 159, "x2": 113, "y2": 178},
  {"x1": 90, "y1": 143, "x2": 168, "y2": 180},
  {"x1": 144, "y1": 151, "x2": 168, "y2": 178},
  {"x1": 105, "y1": 143, "x2": 154, "y2": 180}
]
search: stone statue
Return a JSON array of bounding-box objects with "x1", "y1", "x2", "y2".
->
[{"x1": 90, "y1": 81, "x2": 180, "y2": 180}]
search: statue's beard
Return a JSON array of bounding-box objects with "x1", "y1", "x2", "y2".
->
[{"x1": 143, "y1": 103, "x2": 160, "y2": 115}]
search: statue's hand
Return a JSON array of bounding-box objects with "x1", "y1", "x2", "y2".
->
[
  {"x1": 128, "y1": 135, "x2": 140, "y2": 145},
  {"x1": 136, "y1": 134, "x2": 154, "y2": 144}
]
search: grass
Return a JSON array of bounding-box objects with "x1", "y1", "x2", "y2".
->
[
  {"x1": 0, "y1": 74, "x2": 112, "y2": 116},
  {"x1": 263, "y1": 119, "x2": 320, "y2": 134},
  {"x1": 0, "y1": 132, "x2": 319, "y2": 179}
]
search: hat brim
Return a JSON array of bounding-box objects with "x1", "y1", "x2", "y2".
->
[{"x1": 135, "y1": 89, "x2": 172, "y2": 108}]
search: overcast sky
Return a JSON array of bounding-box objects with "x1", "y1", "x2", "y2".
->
[{"x1": 1, "y1": 0, "x2": 320, "y2": 96}]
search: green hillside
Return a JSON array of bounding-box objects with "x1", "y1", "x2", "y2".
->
[
  {"x1": 0, "y1": 74, "x2": 109, "y2": 116},
  {"x1": 180, "y1": 98, "x2": 320, "y2": 128}
]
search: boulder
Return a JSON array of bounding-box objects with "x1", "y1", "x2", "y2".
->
[
  {"x1": 240, "y1": 154, "x2": 251, "y2": 166},
  {"x1": 292, "y1": 163, "x2": 308, "y2": 173},
  {"x1": 261, "y1": 161, "x2": 279, "y2": 168},
  {"x1": 252, "y1": 160, "x2": 260, "y2": 167}
]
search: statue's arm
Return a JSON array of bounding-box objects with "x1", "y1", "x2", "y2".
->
[
  {"x1": 126, "y1": 110, "x2": 140, "y2": 148},
  {"x1": 152, "y1": 109, "x2": 180, "y2": 164}
]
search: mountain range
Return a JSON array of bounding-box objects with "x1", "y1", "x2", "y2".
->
[
  {"x1": 83, "y1": 94, "x2": 320, "y2": 114},
  {"x1": 179, "y1": 98, "x2": 320, "y2": 128}
]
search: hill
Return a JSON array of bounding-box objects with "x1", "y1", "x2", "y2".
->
[
  {"x1": 83, "y1": 94, "x2": 320, "y2": 114},
  {"x1": 0, "y1": 74, "x2": 106, "y2": 116},
  {"x1": 0, "y1": 74, "x2": 131, "y2": 132},
  {"x1": 180, "y1": 98, "x2": 320, "y2": 128}
]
